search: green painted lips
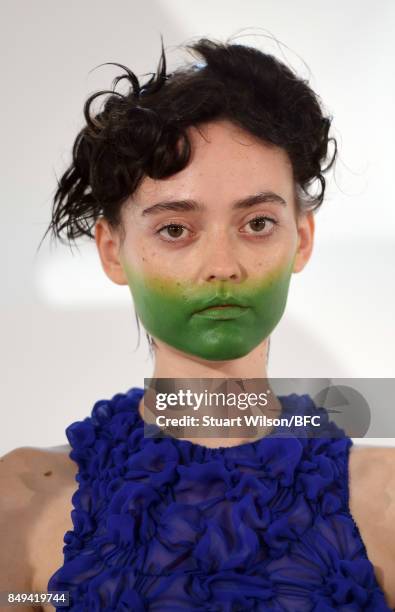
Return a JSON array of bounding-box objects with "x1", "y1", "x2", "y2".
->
[
  {"x1": 194, "y1": 305, "x2": 249, "y2": 320},
  {"x1": 121, "y1": 259, "x2": 295, "y2": 361}
]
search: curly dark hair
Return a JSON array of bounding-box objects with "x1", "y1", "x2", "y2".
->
[{"x1": 41, "y1": 37, "x2": 337, "y2": 249}]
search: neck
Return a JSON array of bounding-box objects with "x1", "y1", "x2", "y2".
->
[{"x1": 138, "y1": 337, "x2": 280, "y2": 448}]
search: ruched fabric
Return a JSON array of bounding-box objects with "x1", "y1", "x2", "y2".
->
[{"x1": 48, "y1": 388, "x2": 391, "y2": 611}]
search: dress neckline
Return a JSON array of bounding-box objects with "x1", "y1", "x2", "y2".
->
[{"x1": 130, "y1": 387, "x2": 300, "y2": 455}]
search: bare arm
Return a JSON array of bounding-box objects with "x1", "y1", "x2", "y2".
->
[
  {"x1": 349, "y1": 445, "x2": 395, "y2": 608},
  {"x1": 0, "y1": 446, "x2": 76, "y2": 612},
  {"x1": 0, "y1": 447, "x2": 39, "y2": 611}
]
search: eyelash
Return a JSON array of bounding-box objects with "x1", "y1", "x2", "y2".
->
[{"x1": 156, "y1": 216, "x2": 279, "y2": 242}]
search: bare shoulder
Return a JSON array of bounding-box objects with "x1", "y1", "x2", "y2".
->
[
  {"x1": 0, "y1": 446, "x2": 77, "y2": 597},
  {"x1": 0, "y1": 444, "x2": 76, "y2": 490},
  {"x1": 0, "y1": 445, "x2": 76, "y2": 514},
  {"x1": 349, "y1": 445, "x2": 395, "y2": 511},
  {"x1": 349, "y1": 445, "x2": 395, "y2": 606},
  {"x1": 349, "y1": 443, "x2": 395, "y2": 472}
]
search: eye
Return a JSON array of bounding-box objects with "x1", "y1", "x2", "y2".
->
[
  {"x1": 242, "y1": 216, "x2": 278, "y2": 236},
  {"x1": 157, "y1": 223, "x2": 191, "y2": 242}
]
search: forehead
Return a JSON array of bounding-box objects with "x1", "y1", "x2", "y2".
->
[{"x1": 132, "y1": 119, "x2": 294, "y2": 206}]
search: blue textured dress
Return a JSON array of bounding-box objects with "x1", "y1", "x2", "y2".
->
[{"x1": 47, "y1": 387, "x2": 392, "y2": 611}]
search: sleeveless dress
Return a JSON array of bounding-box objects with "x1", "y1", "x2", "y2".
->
[{"x1": 47, "y1": 387, "x2": 392, "y2": 611}]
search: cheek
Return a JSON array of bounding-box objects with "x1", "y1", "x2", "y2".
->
[
  {"x1": 124, "y1": 232, "x2": 188, "y2": 276},
  {"x1": 122, "y1": 238, "x2": 159, "y2": 275},
  {"x1": 253, "y1": 232, "x2": 298, "y2": 273}
]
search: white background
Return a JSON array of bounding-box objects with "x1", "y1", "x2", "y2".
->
[{"x1": 1, "y1": 0, "x2": 394, "y2": 454}]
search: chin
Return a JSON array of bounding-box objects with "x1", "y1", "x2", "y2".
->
[{"x1": 183, "y1": 342, "x2": 255, "y2": 362}]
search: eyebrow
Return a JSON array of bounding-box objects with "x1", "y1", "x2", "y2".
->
[{"x1": 141, "y1": 191, "x2": 287, "y2": 216}]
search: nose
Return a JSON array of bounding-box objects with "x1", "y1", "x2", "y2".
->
[{"x1": 202, "y1": 232, "x2": 245, "y2": 283}]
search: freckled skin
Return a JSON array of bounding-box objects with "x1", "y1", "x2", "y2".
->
[{"x1": 122, "y1": 258, "x2": 295, "y2": 360}]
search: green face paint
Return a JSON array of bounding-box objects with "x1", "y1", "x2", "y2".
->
[{"x1": 122, "y1": 259, "x2": 295, "y2": 361}]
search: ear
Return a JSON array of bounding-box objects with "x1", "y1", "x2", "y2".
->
[
  {"x1": 293, "y1": 211, "x2": 315, "y2": 273},
  {"x1": 94, "y1": 218, "x2": 128, "y2": 285}
]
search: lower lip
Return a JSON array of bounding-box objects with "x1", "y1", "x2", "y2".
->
[{"x1": 194, "y1": 306, "x2": 249, "y2": 320}]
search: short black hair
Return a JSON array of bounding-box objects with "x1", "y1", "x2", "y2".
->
[{"x1": 42, "y1": 37, "x2": 337, "y2": 248}]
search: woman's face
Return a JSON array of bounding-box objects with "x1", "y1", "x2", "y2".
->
[{"x1": 98, "y1": 119, "x2": 314, "y2": 361}]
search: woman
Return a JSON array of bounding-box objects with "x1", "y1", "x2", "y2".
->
[{"x1": 1, "y1": 39, "x2": 394, "y2": 610}]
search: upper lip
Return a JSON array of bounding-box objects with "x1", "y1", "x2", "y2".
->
[{"x1": 195, "y1": 297, "x2": 248, "y2": 313}]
